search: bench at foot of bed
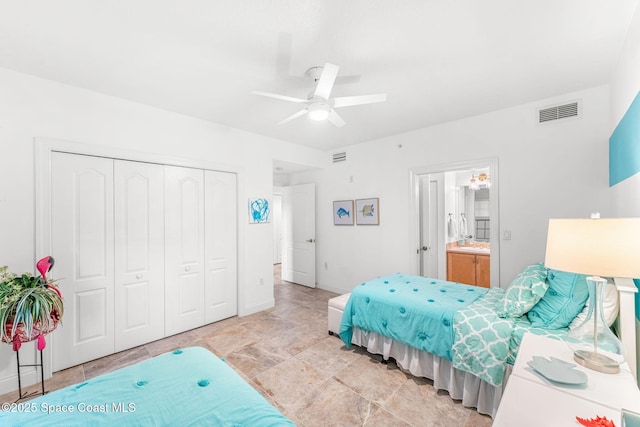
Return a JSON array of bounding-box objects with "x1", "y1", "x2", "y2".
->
[{"x1": 328, "y1": 292, "x2": 351, "y2": 336}]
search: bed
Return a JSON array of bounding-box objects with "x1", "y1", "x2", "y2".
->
[
  {"x1": 337, "y1": 267, "x2": 637, "y2": 418},
  {"x1": 0, "y1": 346, "x2": 295, "y2": 426}
]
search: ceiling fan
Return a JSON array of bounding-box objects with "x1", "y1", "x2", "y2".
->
[{"x1": 252, "y1": 63, "x2": 387, "y2": 127}]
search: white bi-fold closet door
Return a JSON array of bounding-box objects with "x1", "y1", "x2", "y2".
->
[
  {"x1": 50, "y1": 152, "x2": 237, "y2": 371},
  {"x1": 164, "y1": 166, "x2": 238, "y2": 336}
]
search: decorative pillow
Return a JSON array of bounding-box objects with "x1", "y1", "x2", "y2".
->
[
  {"x1": 568, "y1": 280, "x2": 619, "y2": 329},
  {"x1": 527, "y1": 269, "x2": 589, "y2": 329},
  {"x1": 496, "y1": 263, "x2": 548, "y2": 318}
]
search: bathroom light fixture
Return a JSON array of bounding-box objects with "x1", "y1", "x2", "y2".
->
[{"x1": 469, "y1": 173, "x2": 490, "y2": 190}]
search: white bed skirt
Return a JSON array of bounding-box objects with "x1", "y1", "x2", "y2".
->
[{"x1": 351, "y1": 327, "x2": 511, "y2": 418}]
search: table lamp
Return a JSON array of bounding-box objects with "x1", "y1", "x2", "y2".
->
[{"x1": 545, "y1": 217, "x2": 640, "y2": 374}]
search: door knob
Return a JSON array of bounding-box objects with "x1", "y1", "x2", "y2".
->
[
  {"x1": 185, "y1": 266, "x2": 190, "y2": 271},
  {"x1": 421, "y1": 246, "x2": 430, "y2": 251},
  {"x1": 136, "y1": 274, "x2": 143, "y2": 279},
  {"x1": 306, "y1": 238, "x2": 315, "y2": 243}
]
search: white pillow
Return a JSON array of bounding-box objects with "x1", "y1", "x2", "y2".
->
[{"x1": 568, "y1": 281, "x2": 619, "y2": 329}]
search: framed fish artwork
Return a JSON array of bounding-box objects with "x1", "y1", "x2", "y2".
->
[
  {"x1": 333, "y1": 200, "x2": 354, "y2": 225},
  {"x1": 355, "y1": 198, "x2": 380, "y2": 225}
]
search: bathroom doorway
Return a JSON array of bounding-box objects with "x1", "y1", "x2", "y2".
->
[{"x1": 410, "y1": 158, "x2": 500, "y2": 286}]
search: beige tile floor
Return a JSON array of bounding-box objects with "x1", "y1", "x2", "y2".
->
[{"x1": 0, "y1": 266, "x2": 493, "y2": 426}]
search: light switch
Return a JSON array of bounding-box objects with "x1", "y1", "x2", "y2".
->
[{"x1": 503, "y1": 230, "x2": 511, "y2": 240}]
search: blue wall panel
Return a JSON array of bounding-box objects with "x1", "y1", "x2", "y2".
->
[{"x1": 610, "y1": 91, "x2": 640, "y2": 186}]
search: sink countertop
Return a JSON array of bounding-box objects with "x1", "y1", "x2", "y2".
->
[{"x1": 447, "y1": 244, "x2": 490, "y2": 255}]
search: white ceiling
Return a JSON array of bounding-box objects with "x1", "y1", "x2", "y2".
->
[{"x1": 0, "y1": 1, "x2": 637, "y2": 151}]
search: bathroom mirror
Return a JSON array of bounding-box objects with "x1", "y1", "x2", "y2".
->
[{"x1": 454, "y1": 169, "x2": 490, "y2": 242}]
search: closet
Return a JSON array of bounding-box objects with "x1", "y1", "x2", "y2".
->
[{"x1": 49, "y1": 152, "x2": 237, "y2": 371}]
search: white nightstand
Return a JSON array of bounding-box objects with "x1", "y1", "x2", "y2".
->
[{"x1": 494, "y1": 333, "x2": 640, "y2": 426}]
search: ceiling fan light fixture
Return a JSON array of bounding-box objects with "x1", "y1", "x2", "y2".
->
[{"x1": 307, "y1": 102, "x2": 331, "y2": 121}]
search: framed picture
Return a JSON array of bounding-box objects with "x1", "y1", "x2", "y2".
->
[
  {"x1": 355, "y1": 198, "x2": 380, "y2": 225},
  {"x1": 333, "y1": 200, "x2": 354, "y2": 225},
  {"x1": 249, "y1": 198, "x2": 271, "y2": 223}
]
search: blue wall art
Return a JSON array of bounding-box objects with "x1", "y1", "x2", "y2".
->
[
  {"x1": 610, "y1": 90, "x2": 640, "y2": 186},
  {"x1": 333, "y1": 200, "x2": 354, "y2": 225},
  {"x1": 249, "y1": 198, "x2": 271, "y2": 223}
]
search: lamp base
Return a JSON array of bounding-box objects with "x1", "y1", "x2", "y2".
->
[{"x1": 574, "y1": 349, "x2": 620, "y2": 374}]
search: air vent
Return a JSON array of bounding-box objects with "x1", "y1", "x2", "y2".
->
[
  {"x1": 538, "y1": 101, "x2": 579, "y2": 123},
  {"x1": 333, "y1": 152, "x2": 347, "y2": 163}
]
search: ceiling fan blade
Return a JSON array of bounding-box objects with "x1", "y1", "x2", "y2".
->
[
  {"x1": 333, "y1": 93, "x2": 387, "y2": 108},
  {"x1": 278, "y1": 109, "x2": 308, "y2": 125},
  {"x1": 252, "y1": 91, "x2": 307, "y2": 103},
  {"x1": 313, "y1": 63, "x2": 339, "y2": 100},
  {"x1": 327, "y1": 109, "x2": 346, "y2": 127}
]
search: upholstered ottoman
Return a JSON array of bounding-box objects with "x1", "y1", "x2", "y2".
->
[{"x1": 328, "y1": 293, "x2": 351, "y2": 336}]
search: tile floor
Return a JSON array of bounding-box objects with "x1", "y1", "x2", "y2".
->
[{"x1": 0, "y1": 266, "x2": 493, "y2": 426}]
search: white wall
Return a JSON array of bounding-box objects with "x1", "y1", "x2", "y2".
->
[
  {"x1": 292, "y1": 85, "x2": 612, "y2": 295},
  {"x1": 0, "y1": 66, "x2": 326, "y2": 391}
]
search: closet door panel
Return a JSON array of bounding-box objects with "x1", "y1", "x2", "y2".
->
[
  {"x1": 204, "y1": 170, "x2": 238, "y2": 323},
  {"x1": 164, "y1": 165, "x2": 205, "y2": 336},
  {"x1": 114, "y1": 160, "x2": 165, "y2": 351},
  {"x1": 50, "y1": 152, "x2": 114, "y2": 371}
]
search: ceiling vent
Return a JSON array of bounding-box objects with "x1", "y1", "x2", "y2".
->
[
  {"x1": 333, "y1": 152, "x2": 347, "y2": 163},
  {"x1": 538, "y1": 101, "x2": 580, "y2": 124}
]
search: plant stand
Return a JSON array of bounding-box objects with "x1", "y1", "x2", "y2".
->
[{"x1": 14, "y1": 347, "x2": 46, "y2": 401}]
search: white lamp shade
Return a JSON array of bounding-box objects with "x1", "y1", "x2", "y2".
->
[{"x1": 545, "y1": 218, "x2": 640, "y2": 278}]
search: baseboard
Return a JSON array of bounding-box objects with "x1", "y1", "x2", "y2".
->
[
  {"x1": 0, "y1": 367, "x2": 39, "y2": 396},
  {"x1": 239, "y1": 299, "x2": 275, "y2": 317},
  {"x1": 317, "y1": 284, "x2": 351, "y2": 295}
]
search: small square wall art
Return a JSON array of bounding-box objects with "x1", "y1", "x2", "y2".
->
[
  {"x1": 333, "y1": 200, "x2": 354, "y2": 225},
  {"x1": 355, "y1": 198, "x2": 379, "y2": 225},
  {"x1": 249, "y1": 198, "x2": 271, "y2": 223}
]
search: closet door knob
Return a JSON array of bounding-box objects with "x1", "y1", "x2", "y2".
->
[
  {"x1": 136, "y1": 274, "x2": 143, "y2": 279},
  {"x1": 185, "y1": 266, "x2": 190, "y2": 271}
]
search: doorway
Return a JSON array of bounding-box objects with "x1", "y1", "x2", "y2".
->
[
  {"x1": 411, "y1": 158, "x2": 500, "y2": 286},
  {"x1": 272, "y1": 160, "x2": 318, "y2": 288}
]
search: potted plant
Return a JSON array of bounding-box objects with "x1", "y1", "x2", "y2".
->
[{"x1": 0, "y1": 257, "x2": 63, "y2": 351}]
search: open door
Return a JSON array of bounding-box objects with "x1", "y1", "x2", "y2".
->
[
  {"x1": 420, "y1": 174, "x2": 443, "y2": 278},
  {"x1": 281, "y1": 183, "x2": 316, "y2": 287}
]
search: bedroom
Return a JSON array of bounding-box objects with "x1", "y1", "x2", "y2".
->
[{"x1": 1, "y1": 0, "x2": 640, "y2": 425}]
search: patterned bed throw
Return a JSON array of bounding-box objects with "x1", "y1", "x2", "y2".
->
[
  {"x1": 452, "y1": 289, "x2": 572, "y2": 386},
  {"x1": 339, "y1": 274, "x2": 488, "y2": 360},
  {"x1": 452, "y1": 288, "x2": 514, "y2": 386}
]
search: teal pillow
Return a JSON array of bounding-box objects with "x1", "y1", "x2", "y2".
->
[
  {"x1": 527, "y1": 269, "x2": 589, "y2": 329},
  {"x1": 496, "y1": 263, "x2": 548, "y2": 318}
]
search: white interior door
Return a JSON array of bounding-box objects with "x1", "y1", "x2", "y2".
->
[
  {"x1": 164, "y1": 165, "x2": 205, "y2": 336},
  {"x1": 51, "y1": 152, "x2": 115, "y2": 371},
  {"x1": 204, "y1": 170, "x2": 237, "y2": 323},
  {"x1": 420, "y1": 174, "x2": 444, "y2": 279},
  {"x1": 114, "y1": 160, "x2": 165, "y2": 351},
  {"x1": 281, "y1": 183, "x2": 316, "y2": 287}
]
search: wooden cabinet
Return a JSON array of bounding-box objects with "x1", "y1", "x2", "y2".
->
[{"x1": 447, "y1": 251, "x2": 490, "y2": 288}]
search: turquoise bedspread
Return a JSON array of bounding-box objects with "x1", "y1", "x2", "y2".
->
[
  {"x1": 339, "y1": 274, "x2": 488, "y2": 360},
  {"x1": 0, "y1": 347, "x2": 295, "y2": 426}
]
